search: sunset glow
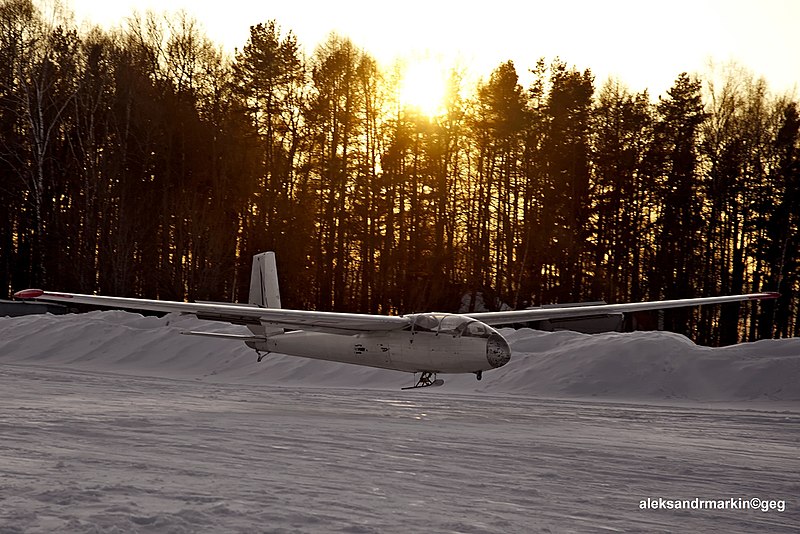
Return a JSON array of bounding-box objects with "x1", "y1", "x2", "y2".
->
[
  {"x1": 398, "y1": 59, "x2": 450, "y2": 118},
  {"x1": 64, "y1": 0, "x2": 800, "y2": 98}
]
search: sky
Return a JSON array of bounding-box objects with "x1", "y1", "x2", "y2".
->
[{"x1": 62, "y1": 0, "x2": 800, "y2": 98}]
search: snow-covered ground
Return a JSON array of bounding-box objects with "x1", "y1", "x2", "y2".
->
[{"x1": 1, "y1": 311, "x2": 798, "y2": 532}]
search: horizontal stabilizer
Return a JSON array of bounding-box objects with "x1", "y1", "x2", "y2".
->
[
  {"x1": 196, "y1": 301, "x2": 256, "y2": 307},
  {"x1": 180, "y1": 330, "x2": 266, "y2": 342}
]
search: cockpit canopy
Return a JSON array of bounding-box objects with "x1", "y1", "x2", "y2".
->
[{"x1": 406, "y1": 313, "x2": 494, "y2": 338}]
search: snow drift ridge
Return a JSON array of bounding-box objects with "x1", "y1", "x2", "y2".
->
[{"x1": 1, "y1": 311, "x2": 798, "y2": 401}]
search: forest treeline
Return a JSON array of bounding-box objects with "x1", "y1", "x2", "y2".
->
[{"x1": 1, "y1": 0, "x2": 798, "y2": 344}]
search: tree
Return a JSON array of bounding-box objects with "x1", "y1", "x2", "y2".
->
[
  {"x1": 540, "y1": 59, "x2": 594, "y2": 302},
  {"x1": 591, "y1": 79, "x2": 654, "y2": 303},
  {"x1": 647, "y1": 73, "x2": 706, "y2": 335},
  {"x1": 699, "y1": 66, "x2": 774, "y2": 344},
  {"x1": 759, "y1": 102, "x2": 800, "y2": 338},
  {"x1": 0, "y1": 0, "x2": 38, "y2": 294},
  {"x1": 0, "y1": 0, "x2": 79, "y2": 288},
  {"x1": 233, "y1": 20, "x2": 305, "y2": 267},
  {"x1": 467, "y1": 60, "x2": 528, "y2": 304},
  {"x1": 306, "y1": 34, "x2": 365, "y2": 310}
]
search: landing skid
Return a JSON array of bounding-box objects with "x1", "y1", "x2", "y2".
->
[{"x1": 402, "y1": 372, "x2": 444, "y2": 390}]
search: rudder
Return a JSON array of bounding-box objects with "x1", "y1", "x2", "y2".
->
[{"x1": 249, "y1": 252, "x2": 281, "y2": 309}]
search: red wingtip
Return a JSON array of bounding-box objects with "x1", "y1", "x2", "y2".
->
[{"x1": 14, "y1": 289, "x2": 44, "y2": 299}]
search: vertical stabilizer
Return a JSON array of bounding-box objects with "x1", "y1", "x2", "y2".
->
[
  {"x1": 247, "y1": 252, "x2": 283, "y2": 340},
  {"x1": 249, "y1": 252, "x2": 281, "y2": 309}
]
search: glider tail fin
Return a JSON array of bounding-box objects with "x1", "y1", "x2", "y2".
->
[
  {"x1": 247, "y1": 252, "x2": 283, "y2": 341},
  {"x1": 249, "y1": 251, "x2": 281, "y2": 309}
]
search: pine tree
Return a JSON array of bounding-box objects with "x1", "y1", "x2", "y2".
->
[
  {"x1": 648, "y1": 73, "x2": 706, "y2": 335},
  {"x1": 541, "y1": 60, "x2": 594, "y2": 302}
]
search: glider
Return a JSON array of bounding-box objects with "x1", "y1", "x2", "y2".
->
[{"x1": 14, "y1": 253, "x2": 779, "y2": 389}]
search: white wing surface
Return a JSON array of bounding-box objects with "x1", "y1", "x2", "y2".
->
[
  {"x1": 13, "y1": 290, "x2": 410, "y2": 334},
  {"x1": 464, "y1": 293, "x2": 780, "y2": 326},
  {"x1": 14, "y1": 289, "x2": 778, "y2": 332}
]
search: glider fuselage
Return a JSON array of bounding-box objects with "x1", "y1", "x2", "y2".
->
[{"x1": 247, "y1": 314, "x2": 511, "y2": 374}]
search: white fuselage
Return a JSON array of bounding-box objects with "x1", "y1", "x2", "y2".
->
[{"x1": 247, "y1": 328, "x2": 510, "y2": 374}]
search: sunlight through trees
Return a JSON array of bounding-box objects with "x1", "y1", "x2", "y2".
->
[{"x1": 1, "y1": 0, "x2": 798, "y2": 343}]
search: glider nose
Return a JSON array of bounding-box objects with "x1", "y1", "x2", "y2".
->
[{"x1": 486, "y1": 333, "x2": 511, "y2": 368}]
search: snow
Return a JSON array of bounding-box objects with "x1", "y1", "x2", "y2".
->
[
  {"x1": 2, "y1": 311, "x2": 798, "y2": 401},
  {"x1": 1, "y1": 311, "x2": 798, "y2": 532}
]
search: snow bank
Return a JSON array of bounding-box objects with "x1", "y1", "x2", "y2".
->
[
  {"x1": 484, "y1": 328, "x2": 800, "y2": 401},
  {"x1": 1, "y1": 311, "x2": 799, "y2": 402}
]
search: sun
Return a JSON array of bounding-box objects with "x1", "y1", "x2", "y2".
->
[{"x1": 398, "y1": 58, "x2": 449, "y2": 118}]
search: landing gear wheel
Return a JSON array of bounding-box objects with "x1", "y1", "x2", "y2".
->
[
  {"x1": 476, "y1": 370, "x2": 482, "y2": 381},
  {"x1": 402, "y1": 371, "x2": 445, "y2": 390}
]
